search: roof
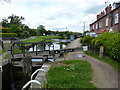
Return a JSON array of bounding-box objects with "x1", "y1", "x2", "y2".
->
[{"x1": 90, "y1": 5, "x2": 120, "y2": 25}]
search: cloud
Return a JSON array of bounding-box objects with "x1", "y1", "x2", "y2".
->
[{"x1": 0, "y1": 0, "x2": 120, "y2": 33}]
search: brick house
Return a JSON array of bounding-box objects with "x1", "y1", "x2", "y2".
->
[{"x1": 90, "y1": 2, "x2": 120, "y2": 34}]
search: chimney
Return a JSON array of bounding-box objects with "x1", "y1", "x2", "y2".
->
[
  {"x1": 105, "y1": 6, "x2": 109, "y2": 14},
  {"x1": 108, "y1": 4, "x2": 112, "y2": 12},
  {"x1": 97, "y1": 14, "x2": 100, "y2": 19},
  {"x1": 105, "y1": 4, "x2": 112, "y2": 14},
  {"x1": 101, "y1": 11, "x2": 105, "y2": 17}
]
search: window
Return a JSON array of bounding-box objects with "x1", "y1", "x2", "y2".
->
[
  {"x1": 96, "y1": 23, "x2": 98, "y2": 29},
  {"x1": 106, "y1": 18, "x2": 108, "y2": 26},
  {"x1": 115, "y1": 13, "x2": 119, "y2": 24},
  {"x1": 93, "y1": 25, "x2": 94, "y2": 29},
  {"x1": 99, "y1": 22, "x2": 102, "y2": 28}
]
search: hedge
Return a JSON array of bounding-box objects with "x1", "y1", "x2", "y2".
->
[
  {"x1": 0, "y1": 33, "x2": 17, "y2": 38},
  {"x1": 81, "y1": 32, "x2": 120, "y2": 61}
]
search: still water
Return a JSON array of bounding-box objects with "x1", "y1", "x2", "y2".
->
[
  {"x1": 29, "y1": 39, "x2": 70, "y2": 52},
  {"x1": 30, "y1": 39, "x2": 70, "y2": 62}
]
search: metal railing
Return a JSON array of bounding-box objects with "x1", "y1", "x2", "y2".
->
[
  {"x1": 31, "y1": 69, "x2": 46, "y2": 80},
  {"x1": 21, "y1": 80, "x2": 41, "y2": 90}
]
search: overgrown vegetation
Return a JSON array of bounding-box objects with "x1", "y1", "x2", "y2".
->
[
  {"x1": 81, "y1": 32, "x2": 120, "y2": 62},
  {"x1": 47, "y1": 60, "x2": 96, "y2": 88}
]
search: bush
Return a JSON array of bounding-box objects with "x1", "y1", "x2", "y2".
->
[
  {"x1": 81, "y1": 35, "x2": 94, "y2": 46},
  {"x1": 0, "y1": 33, "x2": 17, "y2": 38},
  {"x1": 99, "y1": 32, "x2": 120, "y2": 61},
  {"x1": 90, "y1": 32, "x2": 120, "y2": 61},
  {"x1": 81, "y1": 32, "x2": 120, "y2": 61}
]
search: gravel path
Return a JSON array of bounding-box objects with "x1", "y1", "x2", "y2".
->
[
  {"x1": 61, "y1": 38, "x2": 119, "y2": 88},
  {"x1": 65, "y1": 38, "x2": 81, "y2": 49}
]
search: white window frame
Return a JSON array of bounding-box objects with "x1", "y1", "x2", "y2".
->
[
  {"x1": 93, "y1": 25, "x2": 94, "y2": 29},
  {"x1": 106, "y1": 18, "x2": 108, "y2": 26},
  {"x1": 96, "y1": 23, "x2": 98, "y2": 29},
  {"x1": 99, "y1": 22, "x2": 102, "y2": 28},
  {"x1": 115, "y1": 13, "x2": 119, "y2": 24}
]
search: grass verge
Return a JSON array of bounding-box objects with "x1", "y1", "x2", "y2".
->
[
  {"x1": 47, "y1": 60, "x2": 96, "y2": 88},
  {"x1": 85, "y1": 52, "x2": 120, "y2": 72},
  {"x1": 22, "y1": 36, "x2": 62, "y2": 42}
]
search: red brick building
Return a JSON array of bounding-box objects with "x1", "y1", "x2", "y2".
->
[{"x1": 90, "y1": 2, "x2": 120, "y2": 34}]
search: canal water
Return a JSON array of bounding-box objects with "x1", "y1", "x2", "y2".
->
[
  {"x1": 30, "y1": 39, "x2": 70, "y2": 62},
  {"x1": 29, "y1": 39, "x2": 70, "y2": 52}
]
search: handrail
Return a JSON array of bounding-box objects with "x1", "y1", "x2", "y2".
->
[
  {"x1": 10, "y1": 41, "x2": 54, "y2": 59},
  {"x1": 21, "y1": 80, "x2": 41, "y2": 90},
  {"x1": 31, "y1": 69, "x2": 46, "y2": 80}
]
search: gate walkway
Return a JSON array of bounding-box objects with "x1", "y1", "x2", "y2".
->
[{"x1": 10, "y1": 38, "x2": 83, "y2": 60}]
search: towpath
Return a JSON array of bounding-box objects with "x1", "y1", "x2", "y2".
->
[{"x1": 58, "y1": 38, "x2": 119, "y2": 88}]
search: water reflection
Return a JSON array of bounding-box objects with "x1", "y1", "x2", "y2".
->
[{"x1": 29, "y1": 39, "x2": 70, "y2": 52}]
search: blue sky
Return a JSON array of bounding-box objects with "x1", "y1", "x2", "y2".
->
[{"x1": 0, "y1": 0, "x2": 120, "y2": 32}]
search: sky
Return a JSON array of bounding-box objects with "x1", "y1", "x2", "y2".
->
[{"x1": 0, "y1": 0, "x2": 120, "y2": 33}]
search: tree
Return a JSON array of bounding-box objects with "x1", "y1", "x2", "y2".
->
[
  {"x1": 9, "y1": 24, "x2": 22, "y2": 37},
  {"x1": 37, "y1": 25, "x2": 46, "y2": 36},
  {"x1": 8, "y1": 14, "x2": 24, "y2": 26},
  {"x1": 29, "y1": 29, "x2": 37, "y2": 36},
  {"x1": 1, "y1": 18, "x2": 9, "y2": 27}
]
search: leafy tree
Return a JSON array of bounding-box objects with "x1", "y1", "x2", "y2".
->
[
  {"x1": 9, "y1": 24, "x2": 22, "y2": 33},
  {"x1": 8, "y1": 14, "x2": 24, "y2": 26},
  {"x1": 2, "y1": 27, "x2": 10, "y2": 33},
  {"x1": 1, "y1": 18, "x2": 9, "y2": 27},
  {"x1": 81, "y1": 35, "x2": 94, "y2": 46},
  {"x1": 29, "y1": 29, "x2": 37, "y2": 36},
  {"x1": 46, "y1": 30, "x2": 53, "y2": 36},
  {"x1": 37, "y1": 25, "x2": 46, "y2": 36}
]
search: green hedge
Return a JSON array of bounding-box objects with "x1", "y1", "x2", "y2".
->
[
  {"x1": 98, "y1": 32, "x2": 120, "y2": 61},
  {"x1": 0, "y1": 33, "x2": 17, "y2": 38},
  {"x1": 81, "y1": 32, "x2": 120, "y2": 61}
]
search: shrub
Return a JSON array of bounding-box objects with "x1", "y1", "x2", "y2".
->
[
  {"x1": 81, "y1": 35, "x2": 94, "y2": 46},
  {"x1": 0, "y1": 33, "x2": 17, "y2": 38},
  {"x1": 91, "y1": 32, "x2": 120, "y2": 61},
  {"x1": 99, "y1": 32, "x2": 120, "y2": 61},
  {"x1": 81, "y1": 32, "x2": 120, "y2": 61}
]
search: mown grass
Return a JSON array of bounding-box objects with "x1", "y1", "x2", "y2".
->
[
  {"x1": 86, "y1": 52, "x2": 120, "y2": 72},
  {"x1": 22, "y1": 36, "x2": 62, "y2": 42},
  {"x1": 47, "y1": 60, "x2": 96, "y2": 88}
]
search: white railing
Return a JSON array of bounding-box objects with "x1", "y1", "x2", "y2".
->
[
  {"x1": 31, "y1": 69, "x2": 46, "y2": 80},
  {"x1": 0, "y1": 66, "x2": 2, "y2": 72},
  {"x1": 21, "y1": 80, "x2": 41, "y2": 90},
  {"x1": 22, "y1": 66, "x2": 48, "y2": 89}
]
